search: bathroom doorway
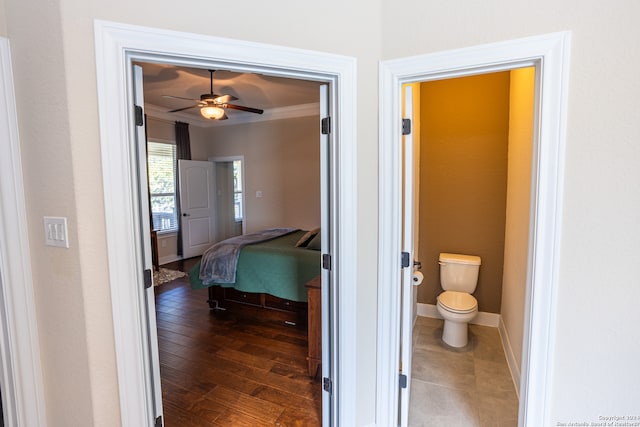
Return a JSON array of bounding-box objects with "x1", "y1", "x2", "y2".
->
[
  {"x1": 406, "y1": 68, "x2": 535, "y2": 425},
  {"x1": 377, "y1": 32, "x2": 571, "y2": 427}
]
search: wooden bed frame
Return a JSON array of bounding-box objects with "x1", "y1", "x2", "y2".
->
[{"x1": 207, "y1": 285, "x2": 308, "y2": 327}]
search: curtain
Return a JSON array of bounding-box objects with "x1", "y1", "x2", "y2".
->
[{"x1": 175, "y1": 121, "x2": 191, "y2": 257}]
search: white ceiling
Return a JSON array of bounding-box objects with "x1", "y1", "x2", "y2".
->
[{"x1": 137, "y1": 62, "x2": 322, "y2": 127}]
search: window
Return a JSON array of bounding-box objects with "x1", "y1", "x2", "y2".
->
[
  {"x1": 147, "y1": 141, "x2": 178, "y2": 232},
  {"x1": 233, "y1": 160, "x2": 243, "y2": 222}
]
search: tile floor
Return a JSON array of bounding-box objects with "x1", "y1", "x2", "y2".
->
[{"x1": 408, "y1": 316, "x2": 519, "y2": 427}]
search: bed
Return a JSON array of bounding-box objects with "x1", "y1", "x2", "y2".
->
[{"x1": 189, "y1": 228, "x2": 321, "y2": 325}]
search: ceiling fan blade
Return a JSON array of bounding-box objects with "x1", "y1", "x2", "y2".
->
[
  {"x1": 212, "y1": 94, "x2": 239, "y2": 103},
  {"x1": 162, "y1": 94, "x2": 201, "y2": 103},
  {"x1": 168, "y1": 105, "x2": 199, "y2": 113},
  {"x1": 225, "y1": 104, "x2": 264, "y2": 115}
]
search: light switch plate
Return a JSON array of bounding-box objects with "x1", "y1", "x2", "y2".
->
[{"x1": 44, "y1": 216, "x2": 69, "y2": 248}]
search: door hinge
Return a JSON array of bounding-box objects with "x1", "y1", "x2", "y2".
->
[
  {"x1": 399, "y1": 373, "x2": 408, "y2": 389},
  {"x1": 154, "y1": 415, "x2": 163, "y2": 427},
  {"x1": 135, "y1": 105, "x2": 144, "y2": 127},
  {"x1": 402, "y1": 118, "x2": 411, "y2": 135},
  {"x1": 323, "y1": 377, "x2": 332, "y2": 393},
  {"x1": 321, "y1": 116, "x2": 331, "y2": 135},
  {"x1": 144, "y1": 268, "x2": 153, "y2": 289},
  {"x1": 322, "y1": 253, "x2": 332, "y2": 270},
  {"x1": 401, "y1": 252, "x2": 410, "y2": 268}
]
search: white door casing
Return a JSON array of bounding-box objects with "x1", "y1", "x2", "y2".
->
[
  {"x1": 179, "y1": 159, "x2": 216, "y2": 258},
  {"x1": 95, "y1": 21, "x2": 357, "y2": 426},
  {"x1": 133, "y1": 64, "x2": 164, "y2": 422},
  {"x1": 377, "y1": 32, "x2": 571, "y2": 426}
]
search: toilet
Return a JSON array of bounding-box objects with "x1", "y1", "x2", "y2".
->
[{"x1": 436, "y1": 252, "x2": 482, "y2": 348}]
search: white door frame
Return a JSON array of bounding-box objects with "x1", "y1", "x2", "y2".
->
[
  {"x1": 377, "y1": 32, "x2": 571, "y2": 426},
  {"x1": 94, "y1": 20, "x2": 358, "y2": 426},
  {"x1": 0, "y1": 37, "x2": 47, "y2": 426}
]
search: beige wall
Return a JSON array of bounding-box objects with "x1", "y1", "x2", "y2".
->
[
  {"x1": 418, "y1": 72, "x2": 510, "y2": 314},
  {"x1": 146, "y1": 114, "x2": 320, "y2": 263},
  {"x1": 2, "y1": 0, "x2": 639, "y2": 424},
  {"x1": 384, "y1": 1, "x2": 640, "y2": 421},
  {"x1": 4, "y1": 0, "x2": 98, "y2": 425},
  {"x1": 0, "y1": 0, "x2": 6, "y2": 36},
  {"x1": 146, "y1": 116, "x2": 174, "y2": 142},
  {"x1": 202, "y1": 116, "x2": 321, "y2": 233},
  {"x1": 501, "y1": 67, "x2": 535, "y2": 372}
]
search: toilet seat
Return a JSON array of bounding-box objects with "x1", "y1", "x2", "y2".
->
[{"x1": 437, "y1": 291, "x2": 477, "y2": 314}]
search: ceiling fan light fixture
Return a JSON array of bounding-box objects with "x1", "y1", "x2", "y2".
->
[{"x1": 200, "y1": 105, "x2": 226, "y2": 120}]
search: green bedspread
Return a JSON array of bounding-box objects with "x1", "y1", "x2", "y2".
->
[{"x1": 189, "y1": 230, "x2": 321, "y2": 302}]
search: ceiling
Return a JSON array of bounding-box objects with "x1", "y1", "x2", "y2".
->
[{"x1": 137, "y1": 62, "x2": 322, "y2": 127}]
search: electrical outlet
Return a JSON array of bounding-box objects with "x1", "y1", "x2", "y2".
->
[{"x1": 44, "y1": 216, "x2": 69, "y2": 248}]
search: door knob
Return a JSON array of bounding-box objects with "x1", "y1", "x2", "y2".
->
[{"x1": 182, "y1": 213, "x2": 190, "y2": 217}]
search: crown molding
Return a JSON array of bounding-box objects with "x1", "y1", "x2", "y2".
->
[{"x1": 144, "y1": 101, "x2": 319, "y2": 127}]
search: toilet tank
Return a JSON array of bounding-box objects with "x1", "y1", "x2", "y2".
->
[{"x1": 439, "y1": 253, "x2": 482, "y2": 293}]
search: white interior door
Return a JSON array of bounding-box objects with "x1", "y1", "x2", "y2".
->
[
  {"x1": 179, "y1": 159, "x2": 216, "y2": 258},
  {"x1": 399, "y1": 84, "x2": 416, "y2": 427},
  {"x1": 132, "y1": 64, "x2": 163, "y2": 425},
  {"x1": 319, "y1": 83, "x2": 333, "y2": 427}
]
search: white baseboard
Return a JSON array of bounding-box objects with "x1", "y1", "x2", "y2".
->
[
  {"x1": 416, "y1": 303, "x2": 500, "y2": 327},
  {"x1": 498, "y1": 317, "x2": 521, "y2": 398},
  {"x1": 417, "y1": 302, "x2": 520, "y2": 396}
]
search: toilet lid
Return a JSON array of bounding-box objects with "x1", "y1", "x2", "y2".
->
[{"x1": 438, "y1": 291, "x2": 478, "y2": 313}]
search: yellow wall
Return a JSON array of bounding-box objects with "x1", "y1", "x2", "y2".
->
[
  {"x1": 501, "y1": 66, "x2": 535, "y2": 373},
  {"x1": 419, "y1": 72, "x2": 510, "y2": 313}
]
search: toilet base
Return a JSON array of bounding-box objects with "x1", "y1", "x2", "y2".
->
[{"x1": 442, "y1": 319, "x2": 469, "y2": 348}]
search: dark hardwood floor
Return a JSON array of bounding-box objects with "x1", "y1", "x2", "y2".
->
[{"x1": 155, "y1": 258, "x2": 321, "y2": 426}]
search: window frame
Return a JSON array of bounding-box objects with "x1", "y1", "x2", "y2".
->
[{"x1": 147, "y1": 139, "x2": 178, "y2": 234}]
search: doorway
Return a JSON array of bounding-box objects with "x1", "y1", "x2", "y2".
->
[
  {"x1": 210, "y1": 157, "x2": 245, "y2": 241},
  {"x1": 95, "y1": 21, "x2": 358, "y2": 426},
  {"x1": 141, "y1": 62, "x2": 329, "y2": 425},
  {"x1": 406, "y1": 68, "x2": 534, "y2": 425},
  {"x1": 139, "y1": 60, "x2": 326, "y2": 423},
  {"x1": 377, "y1": 32, "x2": 571, "y2": 426}
]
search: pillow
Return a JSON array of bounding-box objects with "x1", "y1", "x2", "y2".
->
[
  {"x1": 306, "y1": 231, "x2": 321, "y2": 250},
  {"x1": 295, "y1": 227, "x2": 320, "y2": 247}
]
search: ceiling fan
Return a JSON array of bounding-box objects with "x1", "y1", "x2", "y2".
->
[{"x1": 163, "y1": 70, "x2": 264, "y2": 120}]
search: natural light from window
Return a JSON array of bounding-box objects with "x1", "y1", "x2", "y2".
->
[
  {"x1": 148, "y1": 141, "x2": 178, "y2": 232},
  {"x1": 233, "y1": 159, "x2": 243, "y2": 222}
]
